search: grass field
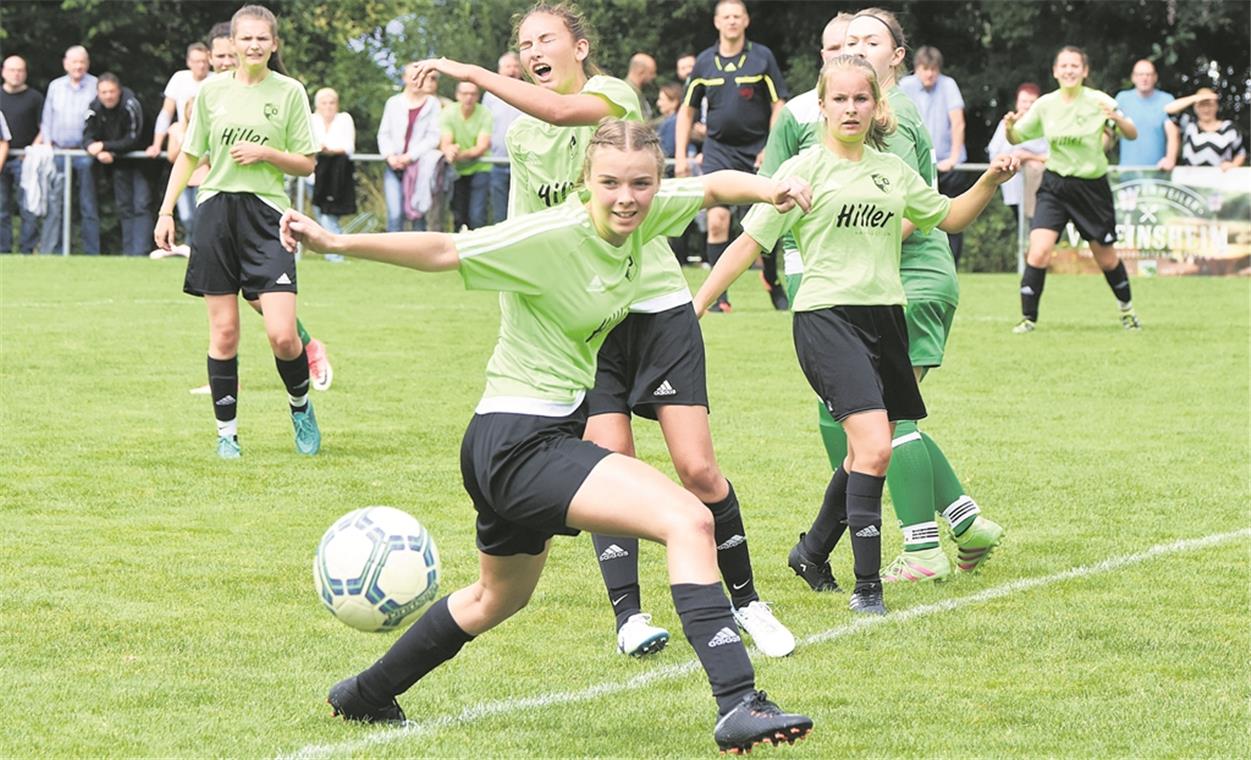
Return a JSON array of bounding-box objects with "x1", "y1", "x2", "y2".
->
[{"x1": 2, "y1": 256, "x2": 1248, "y2": 758}]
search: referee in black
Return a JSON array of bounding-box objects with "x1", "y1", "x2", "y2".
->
[{"x1": 675, "y1": 0, "x2": 789, "y2": 312}]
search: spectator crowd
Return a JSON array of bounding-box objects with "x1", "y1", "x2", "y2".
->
[{"x1": 0, "y1": 16, "x2": 1244, "y2": 257}]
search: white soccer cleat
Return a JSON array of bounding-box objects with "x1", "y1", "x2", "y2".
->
[
  {"x1": 616, "y1": 612, "x2": 669, "y2": 657},
  {"x1": 732, "y1": 600, "x2": 796, "y2": 658}
]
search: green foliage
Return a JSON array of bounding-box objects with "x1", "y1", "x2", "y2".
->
[
  {"x1": 960, "y1": 199, "x2": 1018, "y2": 273},
  {"x1": 1, "y1": 260, "x2": 1248, "y2": 756}
]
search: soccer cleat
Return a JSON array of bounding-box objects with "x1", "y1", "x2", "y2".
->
[
  {"x1": 292, "y1": 401, "x2": 321, "y2": 455},
  {"x1": 787, "y1": 534, "x2": 842, "y2": 592},
  {"x1": 617, "y1": 612, "x2": 670, "y2": 657},
  {"x1": 732, "y1": 601, "x2": 795, "y2": 658},
  {"x1": 707, "y1": 294, "x2": 733, "y2": 314},
  {"x1": 882, "y1": 547, "x2": 952, "y2": 584},
  {"x1": 952, "y1": 516, "x2": 1005, "y2": 573},
  {"x1": 1012, "y1": 318, "x2": 1036, "y2": 334},
  {"x1": 327, "y1": 675, "x2": 406, "y2": 725},
  {"x1": 1119, "y1": 308, "x2": 1141, "y2": 331},
  {"x1": 190, "y1": 383, "x2": 211, "y2": 395},
  {"x1": 714, "y1": 690, "x2": 812, "y2": 754},
  {"x1": 216, "y1": 436, "x2": 241, "y2": 460},
  {"x1": 848, "y1": 583, "x2": 887, "y2": 615},
  {"x1": 761, "y1": 272, "x2": 789, "y2": 311},
  {"x1": 307, "y1": 338, "x2": 334, "y2": 391}
]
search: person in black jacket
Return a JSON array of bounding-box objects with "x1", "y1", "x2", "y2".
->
[{"x1": 84, "y1": 73, "x2": 152, "y2": 255}]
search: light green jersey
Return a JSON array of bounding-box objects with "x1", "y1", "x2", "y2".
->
[
  {"x1": 184, "y1": 70, "x2": 316, "y2": 211},
  {"x1": 760, "y1": 88, "x2": 822, "y2": 275},
  {"x1": 743, "y1": 144, "x2": 950, "y2": 310},
  {"x1": 1013, "y1": 86, "x2": 1117, "y2": 179},
  {"x1": 886, "y1": 88, "x2": 959, "y2": 307},
  {"x1": 504, "y1": 75, "x2": 688, "y2": 313},
  {"x1": 440, "y1": 102, "x2": 493, "y2": 176},
  {"x1": 457, "y1": 178, "x2": 706, "y2": 414}
]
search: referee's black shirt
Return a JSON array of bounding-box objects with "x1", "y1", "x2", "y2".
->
[{"x1": 682, "y1": 41, "x2": 789, "y2": 147}]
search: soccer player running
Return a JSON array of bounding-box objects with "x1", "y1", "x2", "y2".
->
[
  {"x1": 693, "y1": 55, "x2": 1018, "y2": 615},
  {"x1": 154, "y1": 5, "x2": 321, "y2": 459},
  {"x1": 787, "y1": 8, "x2": 1005, "y2": 587},
  {"x1": 411, "y1": 2, "x2": 795, "y2": 660},
  {"x1": 282, "y1": 119, "x2": 815, "y2": 753},
  {"x1": 1005, "y1": 46, "x2": 1140, "y2": 333},
  {"x1": 185, "y1": 20, "x2": 333, "y2": 395}
]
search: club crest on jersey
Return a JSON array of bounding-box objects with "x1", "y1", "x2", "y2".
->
[
  {"x1": 264, "y1": 102, "x2": 280, "y2": 121},
  {"x1": 870, "y1": 173, "x2": 891, "y2": 193}
]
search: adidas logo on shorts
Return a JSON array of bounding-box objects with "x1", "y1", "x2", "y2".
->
[
  {"x1": 707, "y1": 626, "x2": 742, "y2": 648},
  {"x1": 653, "y1": 380, "x2": 677, "y2": 397},
  {"x1": 854, "y1": 525, "x2": 880, "y2": 538},
  {"x1": 598, "y1": 543, "x2": 630, "y2": 561},
  {"x1": 276, "y1": 273, "x2": 292, "y2": 285},
  {"x1": 215, "y1": 395, "x2": 236, "y2": 406},
  {"x1": 716, "y1": 534, "x2": 745, "y2": 551}
]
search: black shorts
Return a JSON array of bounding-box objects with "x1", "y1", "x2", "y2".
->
[
  {"x1": 792, "y1": 306, "x2": 927, "y2": 423},
  {"x1": 1031, "y1": 170, "x2": 1118, "y2": 245},
  {"x1": 183, "y1": 192, "x2": 297, "y2": 301},
  {"x1": 701, "y1": 137, "x2": 763, "y2": 174},
  {"x1": 460, "y1": 404, "x2": 613, "y2": 557},
  {"x1": 586, "y1": 303, "x2": 710, "y2": 421}
]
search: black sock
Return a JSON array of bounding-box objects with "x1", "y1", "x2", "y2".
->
[
  {"x1": 207, "y1": 355, "x2": 238, "y2": 434},
  {"x1": 1020, "y1": 264, "x2": 1047, "y2": 322},
  {"x1": 801, "y1": 467, "x2": 849, "y2": 561},
  {"x1": 705, "y1": 482, "x2": 757, "y2": 608},
  {"x1": 592, "y1": 534, "x2": 642, "y2": 629},
  {"x1": 707, "y1": 241, "x2": 730, "y2": 302},
  {"x1": 356, "y1": 596, "x2": 474, "y2": 705},
  {"x1": 671, "y1": 582, "x2": 755, "y2": 715},
  {"x1": 845, "y1": 472, "x2": 885, "y2": 588},
  {"x1": 1102, "y1": 260, "x2": 1132, "y2": 308},
  {"x1": 274, "y1": 348, "x2": 310, "y2": 412}
]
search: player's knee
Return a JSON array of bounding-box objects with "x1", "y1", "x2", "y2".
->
[
  {"x1": 210, "y1": 324, "x2": 240, "y2": 354},
  {"x1": 669, "y1": 498, "x2": 715, "y2": 543},
  {"x1": 852, "y1": 445, "x2": 891, "y2": 476},
  {"x1": 675, "y1": 458, "x2": 722, "y2": 501},
  {"x1": 468, "y1": 583, "x2": 531, "y2": 627},
  {"x1": 268, "y1": 331, "x2": 302, "y2": 358}
]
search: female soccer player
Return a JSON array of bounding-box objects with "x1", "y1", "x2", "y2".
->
[
  {"x1": 283, "y1": 119, "x2": 814, "y2": 753},
  {"x1": 411, "y1": 2, "x2": 795, "y2": 659},
  {"x1": 153, "y1": 4, "x2": 320, "y2": 459},
  {"x1": 1005, "y1": 46, "x2": 1140, "y2": 333},
  {"x1": 787, "y1": 8, "x2": 1005, "y2": 588},
  {"x1": 694, "y1": 56, "x2": 1017, "y2": 615}
]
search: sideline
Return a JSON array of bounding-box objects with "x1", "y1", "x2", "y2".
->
[{"x1": 280, "y1": 528, "x2": 1250, "y2": 759}]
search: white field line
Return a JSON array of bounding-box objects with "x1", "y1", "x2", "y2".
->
[{"x1": 280, "y1": 528, "x2": 1250, "y2": 760}]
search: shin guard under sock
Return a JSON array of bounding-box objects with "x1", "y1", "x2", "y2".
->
[
  {"x1": 1020, "y1": 264, "x2": 1046, "y2": 322},
  {"x1": 801, "y1": 466, "x2": 849, "y2": 560},
  {"x1": 207, "y1": 355, "x2": 238, "y2": 438},
  {"x1": 274, "y1": 348, "x2": 311, "y2": 412},
  {"x1": 592, "y1": 534, "x2": 642, "y2": 628},
  {"x1": 887, "y1": 421, "x2": 939, "y2": 551},
  {"x1": 1103, "y1": 260, "x2": 1132, "y2": 308},
  {"x1": 705, "y1": 482, "x2": 757, "y2": 607},
  {"x1": 671, "y1": 582, "x2": 755, "y2": 715},
  {"x1": 356, "y1": 596, "x2": 474, "y2": 704},
  {"x1": 846, "y1": 472, "x2": 885, "y2": 586}
]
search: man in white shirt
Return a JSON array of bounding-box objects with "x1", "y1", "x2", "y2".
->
[
  {"x1": 480, "y1": 51, "x2": 522, "y2": 223},
  {"x1": 145, "y1": 42, "x2": 211, "y2": 158}
]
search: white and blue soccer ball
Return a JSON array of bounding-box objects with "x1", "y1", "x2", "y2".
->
[{"x1": 314, "y1": 506, "x2": 441, "y2": 633}]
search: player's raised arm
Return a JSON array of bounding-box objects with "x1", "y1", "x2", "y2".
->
[{"x1": 280, "y1": 209, "x2": 459, "y2": 273}]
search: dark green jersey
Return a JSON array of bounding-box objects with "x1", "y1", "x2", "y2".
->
[
  {"x1": 759, "y1": 88, "x2": 821, "y2": 275},
  {"x1": 886, "y1": 88, "x2": 959, "y2": 306}
]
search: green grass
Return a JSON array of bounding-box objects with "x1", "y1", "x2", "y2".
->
[{"x1": 1, "y1": 256, "x2": 1248, "y2": 758}]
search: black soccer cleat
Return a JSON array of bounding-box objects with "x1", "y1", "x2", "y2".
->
[
  {"x1": 714, "y1": 690, "x2": 813, "y2": 754},
  {"x1": 787, "y1": 534, "x2": 842, "y2": 593},
  {"x1": 848, "y1": 583, "x2": 887, "y2": 616},
  {"x1": 327, "y1": 675, "x2": 406, "y2": 725}
]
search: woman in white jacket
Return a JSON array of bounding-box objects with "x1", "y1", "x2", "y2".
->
[{"x1": 376, "y1": 63, "x2": 442, "y2": 231}]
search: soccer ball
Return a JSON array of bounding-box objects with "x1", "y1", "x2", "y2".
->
[{"x1": 314, "y1": 506, "x2": 442, "y2": 632}]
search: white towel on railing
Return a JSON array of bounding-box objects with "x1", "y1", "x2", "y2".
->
[{"x1": 20, "y1": 144, "x2": 56, "y2": 217}]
